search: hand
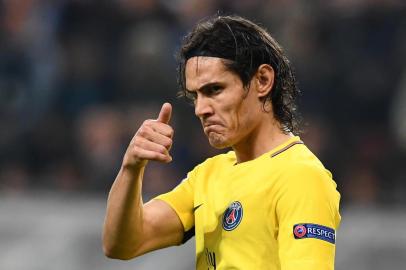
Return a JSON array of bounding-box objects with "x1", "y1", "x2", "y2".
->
[{"x1": 123, "y1": 103, "x2": 174, "y2": 169}]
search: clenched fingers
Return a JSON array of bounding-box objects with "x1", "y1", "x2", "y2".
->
[
  {"x1": 137, "y1": 125, "x2": 173, "y2": 150},
  {"x1": 141, "y1": 120, "x2": 174, "y2": 140},
  {"x1": 129, "y1": 137, "x2": 172, "y2": 163},
  {"x1": 122, "y1": 103, "x2": 174, "y2": 168}
]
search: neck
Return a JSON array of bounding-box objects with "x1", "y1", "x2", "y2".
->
[{"x1": 232, "y1": 119, "x2": 294, "y2": 164}]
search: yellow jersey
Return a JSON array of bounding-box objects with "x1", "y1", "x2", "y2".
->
[{"x1": 155, "y1": 136, "x2": 341, "y2": 270}]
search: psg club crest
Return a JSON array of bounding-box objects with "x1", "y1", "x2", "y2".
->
[{"x1": 222, "y1": 201, "x2": 243, "y2": 231}]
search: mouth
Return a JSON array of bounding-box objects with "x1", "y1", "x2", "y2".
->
[{"x1": 203, "y1": 122, "x2": 222, "y2": 135}]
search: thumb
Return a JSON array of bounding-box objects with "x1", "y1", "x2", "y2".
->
[{"x1": 157, "y1": 102, "x2": 172, "y2": 124}]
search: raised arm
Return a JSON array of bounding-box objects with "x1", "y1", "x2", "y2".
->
[{"x1": 102, "y1": 103, "x2": 184, "y2": 260}]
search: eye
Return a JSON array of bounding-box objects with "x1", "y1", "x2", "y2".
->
[
  {"x1": 206, "y1": 85, "x2": 223, "y2": 95},
  {"x1": 212, "y1": 85, "x2": 222, "y2": 92}
]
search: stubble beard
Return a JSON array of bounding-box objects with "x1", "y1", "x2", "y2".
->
[{"x1": 207, "y1": 132, "x2": 230, "y2": 149}]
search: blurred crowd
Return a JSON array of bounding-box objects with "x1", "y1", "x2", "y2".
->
[{"x1": 0, "y1": 0, "x2": 405, "y2": 206}]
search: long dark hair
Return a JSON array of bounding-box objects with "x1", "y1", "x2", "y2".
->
[{"x1": 177, "y1": 15, "x2": 301, "y2": 134}]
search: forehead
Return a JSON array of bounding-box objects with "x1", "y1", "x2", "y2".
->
[{"x1": 185, "y1": 56, "x2": 230, "y2": 91}]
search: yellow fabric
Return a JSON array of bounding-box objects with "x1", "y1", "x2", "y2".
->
[{"x1": 155, "y1": 136, "x2": 341, "y2": 270}]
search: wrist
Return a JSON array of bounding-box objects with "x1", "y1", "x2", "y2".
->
[{"x1": 121, "y1": 157, "x2": 148, "y2": 172}]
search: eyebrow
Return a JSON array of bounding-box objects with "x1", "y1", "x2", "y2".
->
[{"x1": 185, "y1": 82, "x2": 221, "y2": 93}]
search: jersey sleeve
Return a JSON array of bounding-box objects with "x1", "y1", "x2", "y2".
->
[
  {"x1": 275, "y1": 163, "x2": 341, "y2": 270},
  {"x1": 154, "y1": 168, "x2": 197, "y2": 233}
]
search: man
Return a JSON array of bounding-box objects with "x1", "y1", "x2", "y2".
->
[{"x1": 103, "y1": 15, "x2": 341, "y2": 270}]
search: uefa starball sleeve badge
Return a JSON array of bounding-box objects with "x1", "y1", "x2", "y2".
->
[{"x1": 293, "y1": 223, "x2": 336, "y2": 244}]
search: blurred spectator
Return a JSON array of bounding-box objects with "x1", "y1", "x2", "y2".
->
[
  {"x1": 0, "y1": 162, "x2": 30, "y2": 192},
  {"x1": 74, "y1": 105, "x2": 125, "y2": 191},
  {"x1": 391, "y1": 71, "x2": 406, "y2": 151}
]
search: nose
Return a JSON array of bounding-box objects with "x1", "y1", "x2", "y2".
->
[{"x1": 194, "y1": 95, "x2": 213, "y2": 118}]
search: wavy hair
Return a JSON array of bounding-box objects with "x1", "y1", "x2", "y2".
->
[{"x1": 177, "y1": 15, "x2": 301, "y2": 134}]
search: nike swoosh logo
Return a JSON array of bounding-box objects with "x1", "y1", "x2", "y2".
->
[{"x1": 193, "y1": 203, "x2": 203, "y2": 212}]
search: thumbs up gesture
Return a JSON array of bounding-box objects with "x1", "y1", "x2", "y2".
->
[{"x1": 123, "y1": 103, "x2": 174, "y2": 169}]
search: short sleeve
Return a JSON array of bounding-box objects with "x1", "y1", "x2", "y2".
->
[
  {"x1": 154, "y1": 168, "x2": 197, "y2": 233},
  {"x1": 275, "y1": 163, "x2": 341, "y2": 270}
]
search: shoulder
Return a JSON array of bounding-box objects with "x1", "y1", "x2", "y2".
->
[
  {"x1": 277, "y1": 162, "x2": 339, "y2": 209},
  {"x1": 275, "y1": 146, "x2": 337, "y2": 192},
  {"x1": 284, "y1": 160, "x2": 331, "y2": 181},
  {"x1": 274, "y1": 156, "x2": 340, "y2": 211},
  {"x1": 273, "y1": 140, "x2": 331, "y2": 178}
]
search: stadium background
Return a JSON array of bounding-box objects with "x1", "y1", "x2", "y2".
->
[{"x1": 0, "y1": 0, "x2": 405, "y2": 269}]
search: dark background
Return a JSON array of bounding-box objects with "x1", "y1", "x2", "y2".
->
[
  {"x1": 0, "y1": 1, "x2": 405, "y2": 269},
  {"x1": 1, "y1": 0, "x2": 405, "y2": 205}
]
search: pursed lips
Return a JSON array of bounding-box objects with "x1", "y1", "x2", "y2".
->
[{"x1": 203, "y1": 121, "x2": 222, "y2": 134}]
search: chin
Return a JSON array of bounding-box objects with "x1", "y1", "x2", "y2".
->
[{"x1": 207, "y1": 133, "x2": 232, "y2": 149}]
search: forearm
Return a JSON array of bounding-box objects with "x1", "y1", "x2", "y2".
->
[
  {"x1": 103, "y1": 103, "x2": 174, "y2": 259},
  {"x1": 103, "y1": 165, "x2": 145, "y2": 259}
]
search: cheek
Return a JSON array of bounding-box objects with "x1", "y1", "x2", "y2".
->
[
  {"x1": 216, "y1": 87, "x2": 251, "y2": 132},
  {"x1": 234, "y1": 96, "x2": 258, "y2": 132},
  {"x1": 227, "y1": 98, "x2": 250, "y2": 131}
]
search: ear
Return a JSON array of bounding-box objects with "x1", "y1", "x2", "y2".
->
[{"x1": 254, "y1": 64, "x2": 274, "y2": 98}]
